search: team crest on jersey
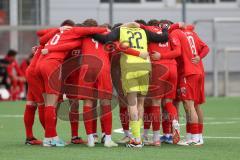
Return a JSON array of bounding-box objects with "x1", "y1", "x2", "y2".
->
[
  {"x1": 159, "y1": 42, "x2": 169, "y2": 47},
  {"x1": 71, "y1": 50, "x2": 81, "y2": 56}
]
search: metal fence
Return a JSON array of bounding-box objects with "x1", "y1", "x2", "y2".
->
[
  {"x1": 194, "y1": 17, "x2": 240, "y2": 97},
  {"x1": 0, "y1": 25, "x2": 53, "y2": 60}
]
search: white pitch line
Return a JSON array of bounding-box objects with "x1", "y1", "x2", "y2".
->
[
  {"x1": 114, "y1": 121, "x2": 240, "y2": 140},
  {"x1": 113, "y1": 128, "x2": 240, "y2": 139},
  {"x1": 0, "y1": 115, "x2": 23, "y2": 118},
  {"x1": 179, "y1": 121, "x2": 238, "y2": 126}
]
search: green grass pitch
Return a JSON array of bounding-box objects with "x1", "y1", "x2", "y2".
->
[{"x1": 0, "y1": 97, "x2": 240, "y2": 160}]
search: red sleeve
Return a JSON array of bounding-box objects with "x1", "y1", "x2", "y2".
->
[
  {"x1": 168, "y1": 23, "x2": 180, "y2": 33},
  {"x1": 160, "y1": 46, "x2": 181, "y2": 59},
  {"x1": 160, "y1": 34, "x2": 181, "y2": 59},
  {"x1": 199, "y1": 46, "x2": 209, "y2": 59},
  {"x1": 47, "y1": 40, "x2": 82, "y2": 52},
  {"x1": 39, "y1": 28, "x2": 59, "y2": 45},
  {"x1": 139, "y1": 24, "x2": 147, "y2": 30},
  {"x1": 36, "y1": 28, "x2": 57, "y2": 37},
  {"x1": 193, "y1": 32, "x2": 209, "y2": 59},
  {"x1": 72, "y1": 27, "x2": 107, "y2": 37},
  {"x1": 114, "y1": 42, "x2": 140, "y2": 57}
]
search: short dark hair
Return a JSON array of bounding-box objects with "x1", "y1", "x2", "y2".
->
[
  {"x1": 7, "y1": 49, "x2": 17, "y2": 57},
  {"x1": 82, "y1": 19, "x2": 98, "y2": 27},
  {"x1": 148, "y1": 19, "x2": 159, "y2": 26},
  {"x1": 159, "y1": 19, "x2": 174, "y2": 26},
  {"x1": 112, "y1": 23, "x2": 123, "y2": 29},
  {"x1": 134, "y1": 19, "x2": 147, "y2": 25},
  {"x1": 60, "y1": 19, "x2": 75, "y2": 27},
  {"x1": 100, "y1": 23, "x2": 112, "y2": 30},
  {"x1": 75, "y1": 23, "x2": 84, "y2": 27}
]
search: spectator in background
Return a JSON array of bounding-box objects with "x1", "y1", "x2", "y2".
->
[{"x1": 4, "y1": 49, "x2": 26, "y2": 100}]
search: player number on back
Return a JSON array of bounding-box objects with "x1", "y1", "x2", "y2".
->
[
  {"x1": 50, "y1": 34, "x2": 61, "y2": 45},
  {"x1": 127, "y1": 31, "x2": 144, "y2": 49},
  {"x1": 187, "y1": 35, "x2": 197, "y2": 56}
]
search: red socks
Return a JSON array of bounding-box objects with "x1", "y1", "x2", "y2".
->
[
  {"x1": 198, "y1": 123, "x2": 203, "y2": 134},
  {"x1": 24, "y1": 105, "x2": 37, "y2": 138},
  {"x1": 100, "y1": 105, "x2": 112, "y2": 135},
  {"x1": 187, "y1": 123, "x2": 199, "y2": 134},
  {"x1": 120, "y1": 107, "x2": 129, "y2": 131},
  {"x1": 92, "y1": 107, "x2": 97, "y2": 134},
  {"x1": 164, "y1": 102, "x2": 178, "y2": 120},
  {"x1": 83, "y1": 105, "x2": 94, "y2": 135},
  {"x1": 186, "y1": 123, "x2": 203, "y2": 134},
  {"x1": 186, "y1": 123, "x2": 191, "y2": 133},
  {"x1": 144, "y1": 107, "x2": 152, "y2": 130},
  {"x1": 38, "y1": 105, "x2": 45, "y2": 129},
  {"x1": 162, "y1": 102, "x2": 178, "y2": 134},
  {"x1": 44, "y1": 106, "x2": 57, "y2": 138},
  {"x1": 152, "y1": 106, "x2": 160, "y2": 131},
  {"x1": 69, "y1": 109, "x2": 79, "y2": 137},
  {"x1": 144, "y1": 106, "x2": 160, "y2": 131}
]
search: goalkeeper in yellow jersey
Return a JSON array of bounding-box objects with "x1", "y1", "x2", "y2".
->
[{"x1": 93, "y1": 22, "x2": 168, "y2": 148}]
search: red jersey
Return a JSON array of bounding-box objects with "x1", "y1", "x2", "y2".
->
[
  {"x1": 42, "y1": 27, "x2": 107, "y2": 60},
  {"x1": 185, "y1": 26, "x2": 209, "y2": 74},
  {"x1": 81, "y1": 36, "x2": 110, "y2": 72},
  {"x1": 36, "y1": 28, "x2": 58, "y2": 37},
  {"x1": 146, "y1": 26, "x2": 181, "y2": 65},
  {"x1": 173, "y1": 29, "x2": 203, "y2": 76},
  {"x1": 29, "y1": 29, "x2": 59, "y2": 70},
  {"x1": 27, "y1": 46, "x2": 43, "y2": 70}
]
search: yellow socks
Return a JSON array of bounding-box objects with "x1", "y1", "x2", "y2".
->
[{"x1": 130, "y1": 120, "x2": 141, "y2": 140}]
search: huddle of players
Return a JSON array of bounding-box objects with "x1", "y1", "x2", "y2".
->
[{"x1": 23, "y1": 18, "x2": 209, "y2": 148}]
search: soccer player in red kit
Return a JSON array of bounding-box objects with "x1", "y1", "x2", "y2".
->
[
  {"x1": 75, "y1": 19, "x2": 117, "y2": 147},
  {"x1": 174, "y1": 24, "x2": 209, "y2": 146},
  {"x1": 24, "y1": 46, "x2": 44, "y2": 145},
  {"x1": 36, "y1": 20, "x2": 107, "y2": 147},
  {"x1": 179, "y1": 25, "x2": 209, "y2": 145},
  {"x1": 24, "y1": 28, "x2": 60, "y2": 145},
  {"x1": 141, "y1": 21, "x2": 181, "y2": 146},
  {"x1": 64, "y1": 44, "x2": 87, "y2": 145}
]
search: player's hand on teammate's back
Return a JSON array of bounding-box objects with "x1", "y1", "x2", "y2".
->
[
  {"x1": 151, "y1": 51, "x2": 161, "y2": 60},
  {"x1": 192, "y1": 55, "x2": 200, "y2": 64},
  {"x1": 41, "y1": 49, "x2": 49, "y2": 55}
]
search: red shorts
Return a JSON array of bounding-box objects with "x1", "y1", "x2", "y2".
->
[
  {"x1": 26, "y1": 68, "x2": 44, "y2": 103},
  {"x1": 179, "y1": 74, "x2": 204, "y2": 104},
  {"x1": 77, "y1": 65, "x2": 113, "y2": 100},
  {"x1": 65, "y1": 69, "x2": 80, "y2": 99},
  {"x1": 148, "y1": 63, "x2": 177, "y2": 99},
  {"x1": 198, "y1": 74, "x2": 205, "y2": 105},
  {"x1": 36, "y1": 58, "x2": 63, "y2": 95}
]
